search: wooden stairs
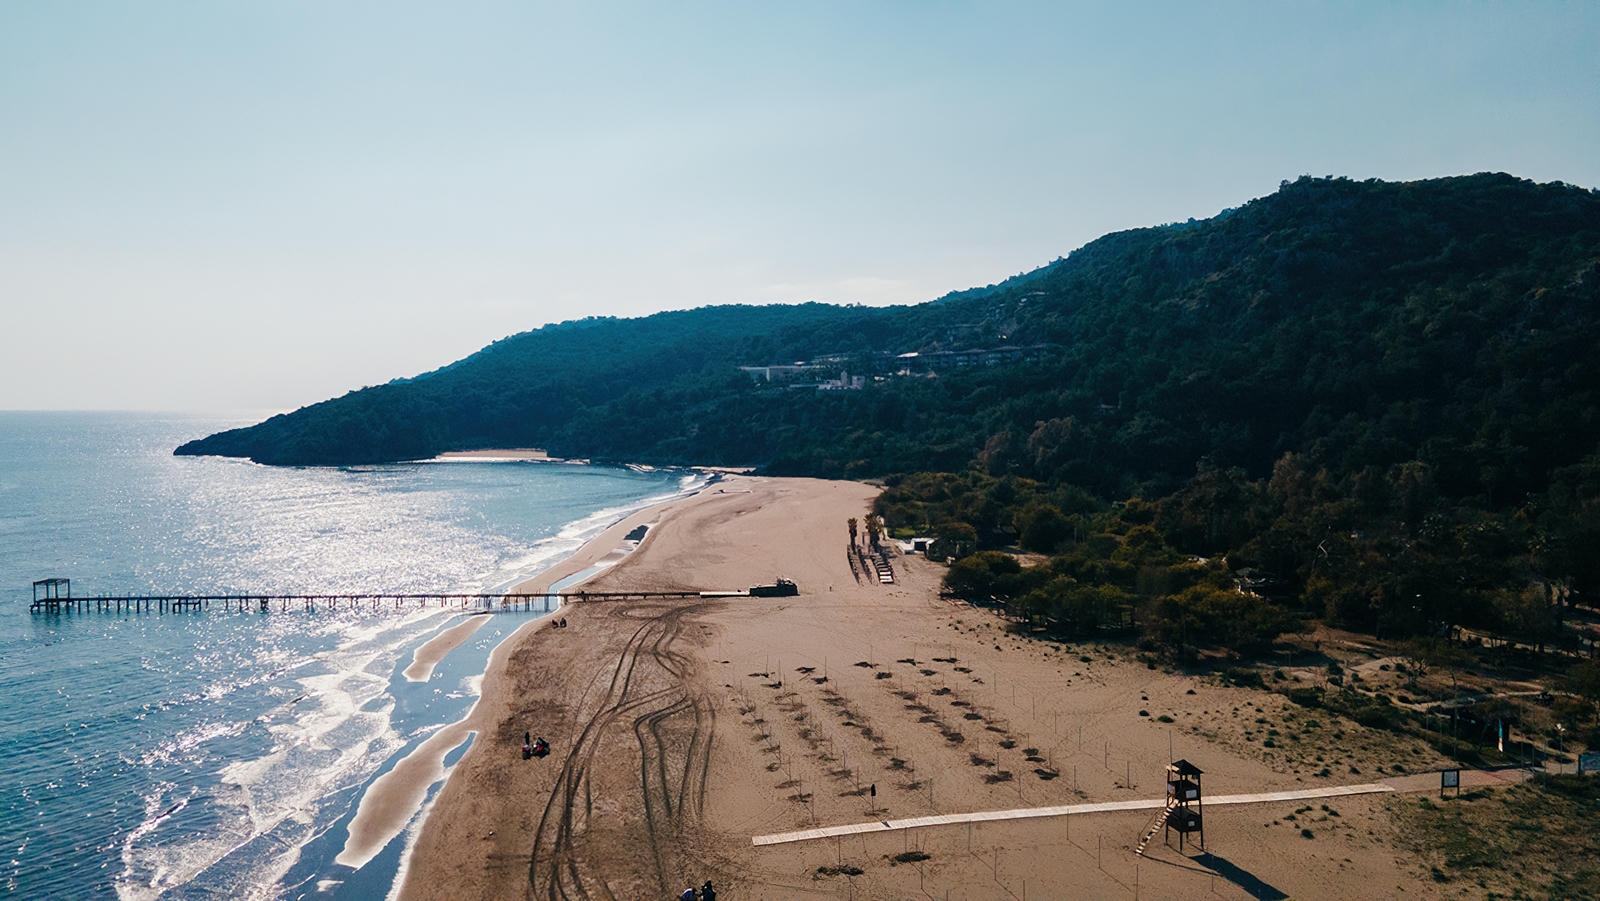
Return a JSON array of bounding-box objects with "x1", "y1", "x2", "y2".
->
[
  {"x1": 1135, "y1": 797, "x2": 1179, "y2": 856},
  {"x1": 874, "y1": 551, "x2": 895, "y2": 584},
  {"x1": 857, "y1": 548, "x2": 895, "y2": 584}
]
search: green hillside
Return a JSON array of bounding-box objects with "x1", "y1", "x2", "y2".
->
[
  {"x1": 178, "y1": 173, "x2": 1600, "y2": 643},
  {"x1": 181, "y1": 174, "x2": 1600, "y2": 492}
]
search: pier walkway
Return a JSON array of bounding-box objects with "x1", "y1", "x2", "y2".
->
[{"x1": 28, "y1": 578, "x2": 703, "y2": 615}]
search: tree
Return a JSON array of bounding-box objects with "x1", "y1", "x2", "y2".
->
[
  {"x1": 1563, "y1": 659, "x2": 1600, "y2": 720},
  {"x1": 929, "y1": 520, "x2": 978, "y2": 561},
  {"x1": 1398, "y1": 636, "x2": 1469, "y2": 694},
  {"x1": 1142, "y1": 584, "x2": 1293, "y2": 658},
  {"x1": 865, "y1": 513, "x2": 885, "y2": 548},
  {"x1": 847, "y1": 516, "x2": 859, "y2": 549},
  {"x1": 1495, "y1": 583, "x2": 1564, "y2": 654},
  {"x1": 1029, "y1": 580, "x2": 1131, "y2": 637},
  {"x1": 943, "y1": 551, "x2": 1023, "y2": 604},
  {"x1": 1016, "y1": 502, "x2": 1072, "y2": 553}
]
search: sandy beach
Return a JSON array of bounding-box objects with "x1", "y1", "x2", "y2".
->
[
  {"x1": 398, "y1": 475, "x2": 1456, "y2": 900},
  {"x1": 429, "y1": 449, "x2": 553, "y2": 462}
]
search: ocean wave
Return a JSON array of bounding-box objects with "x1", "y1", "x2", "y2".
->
[
  {"x1": 3, "y1": 419, "x2": 688, "y2": 900},
  {"x1": 115, "y1": 620, "x2": 423, "y2": 899}
]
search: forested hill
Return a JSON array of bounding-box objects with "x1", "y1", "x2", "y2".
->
[{"x1": 178, "y1": 173, "x2": 1600, "y2": 509}]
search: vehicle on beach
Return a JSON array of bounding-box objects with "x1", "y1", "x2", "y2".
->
[{"x1": 700, "y1": 578, "x2": 800, "y2": 599}]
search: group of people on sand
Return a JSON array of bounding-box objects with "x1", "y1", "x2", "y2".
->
[
  {"x1": 521, "y1": 731, "x2": 549, "y2": 759},
  {"x1": 678, "y1": 880, "x2": 715, "y2": 900},
  {"x1": 553, "y1": 617, "x2": 569, "y2": 628}
]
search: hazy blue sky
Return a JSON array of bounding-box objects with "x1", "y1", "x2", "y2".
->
[{"x1": 4, "y1": 2, "x2": 1597, "y2": 414}]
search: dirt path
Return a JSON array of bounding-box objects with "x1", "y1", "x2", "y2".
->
[{"x1": 749, "y1": 780, "x2": 1399, "y2": 846}]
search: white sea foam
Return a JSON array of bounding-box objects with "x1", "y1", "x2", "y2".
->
[
  {"x1": 332, "y1": 482, "x2": 713, "y2": 883},
  {"x1": 115, "y1": 614, "x2": 430, "y2": 901},
  {"x1": 102, "y1": 459, "x2": 701, "y2": 901},
  {"x1": 479, "y1": 473, "x2": 708, "y2": 596}
]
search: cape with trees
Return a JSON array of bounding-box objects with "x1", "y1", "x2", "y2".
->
[{"x1": 178, "y1": 173, "x2": 1600, "y2": 661}]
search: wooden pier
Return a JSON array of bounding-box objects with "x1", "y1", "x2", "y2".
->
[{"x1": 28, "y1": 578, "x2": 705, "y2": 615}]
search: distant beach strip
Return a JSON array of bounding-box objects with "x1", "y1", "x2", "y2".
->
[{"x1": 427, "y1": 448, "x2": 550, "y2": 462}]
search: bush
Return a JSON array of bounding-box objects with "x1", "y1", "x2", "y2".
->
[
  {"x1": 1223, "y1": 667, "x2": 1265, "y2": 688},
  {"x1": 1287, "y1": 687, "x2": 1324, "y2": 708},
  {"x1": 943, "y1": 551, "x2": 1023, "y2": 603}
]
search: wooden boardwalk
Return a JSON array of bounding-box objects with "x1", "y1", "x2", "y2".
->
[{"x1": 750, "y1": 783, "x2": 1397, "y2": 847}]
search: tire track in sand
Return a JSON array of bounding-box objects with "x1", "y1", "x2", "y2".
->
[{"x1": 528, "y1": 603, "x2": 714, "y2": 900}]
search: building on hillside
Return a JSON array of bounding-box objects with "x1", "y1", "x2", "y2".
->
[
  {"x1": 894, "y1": 344, "x2": 1055, "y2": 374},
  {"x1": 817, "y1": 371, "x2": 865, "y2": 390},
  {"x1": 739, "y1": 363, "x2": 821, "y2": 382}
]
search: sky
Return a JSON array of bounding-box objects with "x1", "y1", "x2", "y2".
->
[{"x1": 3, "y1": 2, "x2": 1597, "y2": 415}]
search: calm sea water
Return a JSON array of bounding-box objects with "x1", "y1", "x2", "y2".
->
[{"x1": 0, "y1": 412, "x2": 698, "y2": 899}]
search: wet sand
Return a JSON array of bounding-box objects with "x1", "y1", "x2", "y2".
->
[
  {"x1": 404, "y1": 616, "x2": 490, "y2": 682},
  {"x1": 336, "y1": 501, "x2": 670, "y2": 874}
]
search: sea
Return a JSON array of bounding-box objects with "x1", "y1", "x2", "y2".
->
[{"x1": 0, "y1": 411, "x2": 702, "y2": 899}]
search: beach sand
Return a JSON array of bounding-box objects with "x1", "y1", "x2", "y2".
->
[
  {"x1": 429, "y1": 449, "x2": 552, "y2": 461},
  {"x1": 398, "y1": 475, "x2": 1450, "y2": 900}
]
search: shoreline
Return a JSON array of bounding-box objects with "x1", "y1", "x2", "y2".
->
[
  {"x1": 403, "y1": 616, "x2": 490, "y2": 682},
  {"x1": 397, "y1": 475, "x2": 1455, "y2": 899},
  {"x1": 338, "y1": 483, "x2": 702, "y2": 880}
]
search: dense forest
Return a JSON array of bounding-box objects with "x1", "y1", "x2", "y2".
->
[{"x1": 179, "y1": 173, "x2": 1600, "y2": 656}]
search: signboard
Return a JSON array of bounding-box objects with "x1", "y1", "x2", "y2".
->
[
  {"x1": 1441, "y1": 768, "x2": 1460, "y2": 797},
  {"x1": 1580, "y1": 753, "x2": 1600, "y2": 775}
]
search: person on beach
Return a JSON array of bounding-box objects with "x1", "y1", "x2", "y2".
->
[
  {"x1": 701, "y1": 880, "x2": 716, "y2": 901},
  {"x1": 678, "y1": 887, "x2": 696, "y2": 900}
]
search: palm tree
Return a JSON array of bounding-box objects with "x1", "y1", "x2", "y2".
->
[
  {"x1": 847, "y1": 517, "x2": 859, "y2": 549},
  {"x1": 865, "y1": 514, "x2": 884, "y2": 549}
]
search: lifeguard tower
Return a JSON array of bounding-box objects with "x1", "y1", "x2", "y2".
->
[{"x1": 1136, "y1": 758, "x2": 1205, "y2": 855}]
